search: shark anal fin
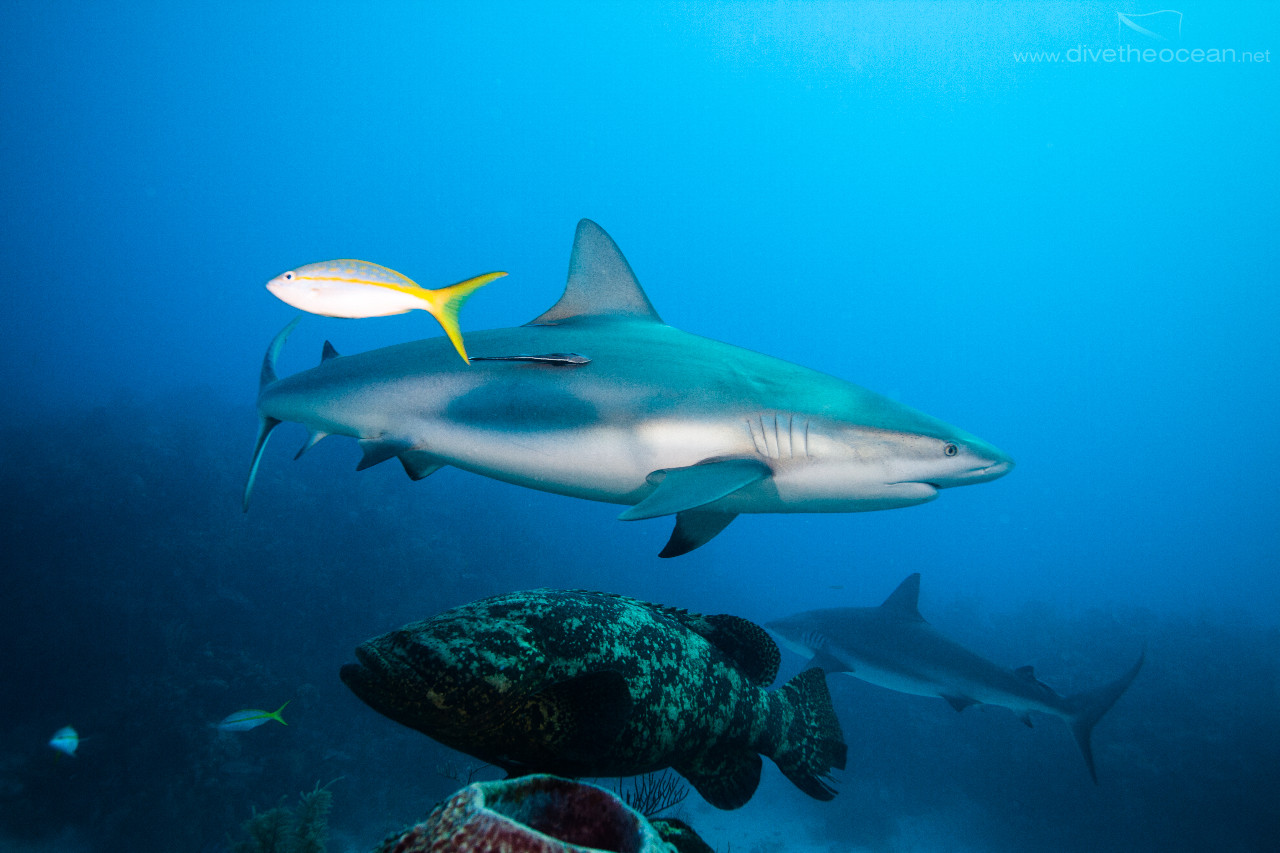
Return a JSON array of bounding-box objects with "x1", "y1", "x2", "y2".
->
[
  {"x1": 398, "y1": 450, "x2": 445, "y2": 481},
  {"x1": 619, "y1": 459, "x2": 770, "y2": 521},
  {"x1": 356, "y1": 438, "x2": 414, "y2": 471},
  {"x1": 943, "y1": 695, "x2": 977, "y2": 713},
  {"x1": 295, "y1": 430, "x2": 330, "y2": 460},
  {"x1": 659, "y1": 509, "x2": 739, "y2": 558}
]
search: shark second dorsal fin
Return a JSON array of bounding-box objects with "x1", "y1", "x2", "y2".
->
[
  {"x1": 527, "y1": 219, "x2": 663, "y2": 325},
  {"x1": 881, "y1": 573, "x2": 925, "y2": 622}
]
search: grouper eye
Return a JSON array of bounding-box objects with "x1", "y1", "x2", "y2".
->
[{"x1": 944, "y1": 443, "x2": 958, "y2": 457}]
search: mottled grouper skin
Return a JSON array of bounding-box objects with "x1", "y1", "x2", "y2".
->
[{"x1": 340, "y1": 589, "x2": 846, "y2": 809}]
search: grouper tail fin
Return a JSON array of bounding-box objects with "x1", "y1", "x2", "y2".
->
[
  {"x1": 1066, "y1": 650, "x2": 1145, "y2": 783},
  {"x1": 420, "y1": 271, "x2": 506, "y2": 364},
  {"x1": 243, "y1": 317, "x2": 301, "y2": 512},
  {"x1": 768, "y1": 667, "x2": 847, "y2": 801}
]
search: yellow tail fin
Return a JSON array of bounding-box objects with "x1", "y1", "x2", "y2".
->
[
  {"x1": 423, "y1": 271, "x2": 507, "y2": 363},
  {"x1": 270, "y1": 700, "x2": 291, "y2": 726}
]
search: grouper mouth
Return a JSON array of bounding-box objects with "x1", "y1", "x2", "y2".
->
[{"x1": 340, "y1": 644, "x2": 403, "y2": 706}]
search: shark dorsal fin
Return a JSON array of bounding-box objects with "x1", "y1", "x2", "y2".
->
[
  {"x1": 880, "y1": 573, "x2": 925, "y2": 622},
  {"x1": 527, "y1": 219, "x2": 663, "y2": 325}
]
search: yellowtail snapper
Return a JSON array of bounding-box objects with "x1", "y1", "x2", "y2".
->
[
  {"x1": 217, "y1": 701, "x2": 289, "y2": 732},
  {"x1": 48, "y1": 726, "x2": 78, "y2": 756},
  {"x1": 265, "y1": 260, "x2": 505, "y2": 364}
]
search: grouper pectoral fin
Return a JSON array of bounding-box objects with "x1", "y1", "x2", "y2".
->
[
  {"x1": 659, "y1": 510, "x2": 739, "y2": 558},
  {"x1": 527, "y1": 219, "x2": 663, "y2": 325},
  {"x1": 515, "y1": 671, "x2": 632, "y2": 765},
  {"x1": 618, "y1": 458, "x2": 771, "y2": 521}
]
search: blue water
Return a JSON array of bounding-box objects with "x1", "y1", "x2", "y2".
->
[{"x1": 2, "y1": 3, "x2": 1277, "y2": 851}]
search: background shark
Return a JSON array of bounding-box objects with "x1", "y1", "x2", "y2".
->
[
  {"x1": 767, "y1": 574, "x2": 1145, "y2": 782},
  {"x1": 246, "y1": 220, "x2": 1013, "y2": 556}
]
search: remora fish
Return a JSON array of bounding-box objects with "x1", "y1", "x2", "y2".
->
[
  {"x1": 339, "y1": 589, "x2": 847, "y2": 810},
  {"x1": 766, "y1": 574, "x2": 1145, "y2": 782},
  {"x1": 245, "y1": 220, "x2": 1013, "y2": 557},
  {"x1": 265, "y1": 260, "x2": 506, "y2": 363}
]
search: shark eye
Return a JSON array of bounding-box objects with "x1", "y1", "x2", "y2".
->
[{"x1": 944, "y1": 443, "x2": 958, "y2": 457}]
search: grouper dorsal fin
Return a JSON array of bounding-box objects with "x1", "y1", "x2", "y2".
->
[
  {"x1": 569, "y1": 590, "x2": 781, "y2": 685},
  {"x1": 527, "y1": 219, "x2": 663, "y2": 325},
  {"x1": 881, "y1": 573, "x2": 925, "y2": 622}
]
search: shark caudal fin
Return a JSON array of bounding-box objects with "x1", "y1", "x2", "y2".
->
[
  {"x1": 243, "y1": 317, "x2": 301, "y2": 512},
  {"x1": 1066, "y1": 651, "x2": 1145, "y2": 783},
  {"x1": 766, "y1": 668, "x2": 847, "y2": 801},
  {"x1": 422, "y1": 271, "x2": 506, "y2": 364}
]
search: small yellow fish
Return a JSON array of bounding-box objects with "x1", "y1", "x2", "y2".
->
[
  {"x1": 266, "y1": 260, "x2": 506, "y2": 363},
  {"x1": 217, "y1": 701, "x2": 290, "y2": 732}
]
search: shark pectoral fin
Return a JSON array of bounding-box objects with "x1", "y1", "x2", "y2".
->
[
  {"x1": 243, "y1": 416, "x2": 281, "y2": 512},
  {"x1": 806, "y1": 650, "x2": 851, "y2": 675},
  {"x1": 355, "y1": 438, "x2": 415, "y2": 471},
  {"x1": 398, "y1": 450, "x2": 445, "y2": 481},
  {"x1": 619, "y1": 459, "x2": 770, "y2": 521},
  {"x1": 675, "y1": 749, "x2": 762, "y2": 811},
  {"x1": 943, "y1": 695, "x2": 977, "y2": 713},
  {"x1": 660, "y1": 510, "x2": 739, "y2": 558}
]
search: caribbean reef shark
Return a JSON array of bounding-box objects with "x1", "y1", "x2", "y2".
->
[
  {"x1": 766, "y1": 574, "x2": 1145, "y2": 782},
  {"x1": 245, "y1": 220, "x2": 1013, "y2": 556}
]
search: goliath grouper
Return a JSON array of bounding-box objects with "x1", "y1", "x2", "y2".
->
[{"x1": 339, "y1": 589, "x2": 847, "y2": 810}]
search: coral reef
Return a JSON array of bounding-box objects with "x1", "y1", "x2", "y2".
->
[
  {"x1": 616, "y1": 772, "x2": 689, "y2": 819},
  {"x1": 232, "y1": 781, "x2": 333, "y2": 853},
  {"x1": 648, "y1": 818, "x2": 715, "y2": 853},
  {"x1": 378, "y1": 774, "x2": 671, "y2": 853}
]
